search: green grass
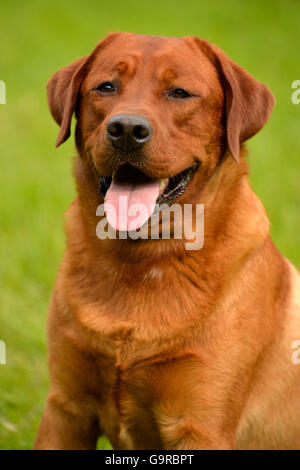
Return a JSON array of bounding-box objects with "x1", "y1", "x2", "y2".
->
[{"x1": 0, "y1": 0, "x2": 299, "y2": 450}]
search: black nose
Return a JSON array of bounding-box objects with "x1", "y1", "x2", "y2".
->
[{"x1": 106, "y1": 114, "x2": 152, "y2": 152}]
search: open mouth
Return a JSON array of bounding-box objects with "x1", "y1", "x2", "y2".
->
[
  {"x1": 99, "y1": 163, "x2": 198, "y2": 201},
  {"x1": 98, "y1": 163, "x2": 198, "y2": 232}
]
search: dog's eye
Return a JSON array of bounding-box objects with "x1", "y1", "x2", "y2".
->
[
  {"x1": 169, "y1": 88, "x2": 191, "y2": 99},
  {"x1": 96, "y1": 82, "x2": 115, "y2": 94}
]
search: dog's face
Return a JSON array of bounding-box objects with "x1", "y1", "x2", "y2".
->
[
  {"x1": 47, "y1": 33, "x2": 274, "y2": 231},
  {"x1": 77, "y1": 34, "x2": 224, "y2": 179}
]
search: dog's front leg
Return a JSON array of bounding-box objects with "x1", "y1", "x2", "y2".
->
[
  {"x1": 157, "y1": 415, "x2": 236, "y2": 450},
  {"x1": 34, "y1": 297, "x2": 102, "y2": 450},
  {"x1": 34, "y1": 392, "x2": 100, "y2": 450},
  {"x1": 150, "y1": 355, "x2": 249, "y2": 450}
]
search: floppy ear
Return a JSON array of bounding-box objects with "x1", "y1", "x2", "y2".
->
[
  {"x1": 47, "y1": 33, "x2": 124, "y2": 148},
  {"x1": 47, "y1": 55, "x2": 90, "y2": 147},
  {"x1": 196, "y1": 40, "x2": 275, "y2": 162}
]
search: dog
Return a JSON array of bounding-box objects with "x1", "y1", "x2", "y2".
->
[{"x1": 35, "y1": 32, "x2": 300, "y2": 450}]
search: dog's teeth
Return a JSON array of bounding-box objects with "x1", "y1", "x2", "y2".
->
[
  {"x1": 112, "y1": 172, "x2": 115, "y2": 179},
  {"x1": 160, "y1": 178, "x2": 167, "y2": 189}
]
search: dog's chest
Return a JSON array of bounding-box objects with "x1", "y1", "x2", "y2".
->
[
  {"x1": 71, "y1": 260, "x2": 207, "y2": 448},
  {"x1": 76, "y1": 261, "x2": 204, "y2": 354},
  {"x1": 93, "y1": 351, "x2": 173, "y2": 449},
  {"x1": 86, "y1": 317, "x2": 201, "y2": 449}
]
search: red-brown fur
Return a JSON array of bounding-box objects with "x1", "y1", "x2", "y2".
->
[{"x1": 35, "y1": 33, "x2": 300, "y2": 450}]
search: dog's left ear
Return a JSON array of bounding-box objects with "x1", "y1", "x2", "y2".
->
[
  {"x1": 194, "y1": 39, "x2": 275, "y2": 162},
  {"x1": 47, "y1": 55, "x2": 90, "y2": 147}
]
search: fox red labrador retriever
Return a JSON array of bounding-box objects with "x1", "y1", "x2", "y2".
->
[{"x1": 35, "y1": 33, "x2": 300, "y2": 450}]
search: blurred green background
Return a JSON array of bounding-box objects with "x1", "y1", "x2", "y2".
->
[{"x1": 0, "y1": 0, "x2": 299, "y2": 450}]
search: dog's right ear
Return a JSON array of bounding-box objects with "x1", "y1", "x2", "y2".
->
[
  {"x1": 47, "y1": 33, "x2": 131, "y2": 147},
  {"x1": 47, "y1": 55, "x2": 90, "y2": 147}
]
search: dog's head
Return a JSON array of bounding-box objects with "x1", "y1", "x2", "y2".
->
[{"x1": 47, "y1": 33, "x2": 274, "y2": 231}]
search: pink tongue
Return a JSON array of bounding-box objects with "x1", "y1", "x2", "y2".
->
[{"x1": 104, "y1": 179, "x2": 160, "y2": 231}]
